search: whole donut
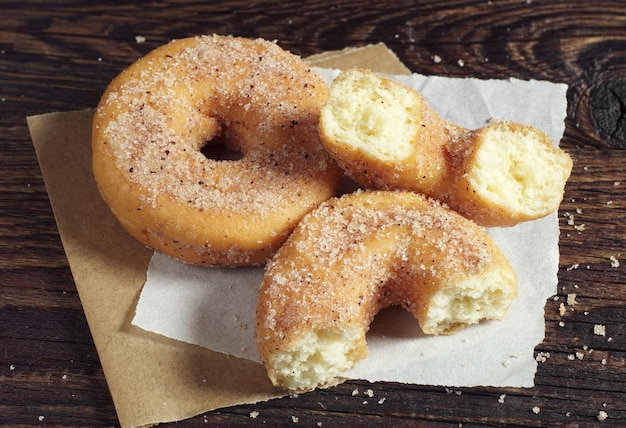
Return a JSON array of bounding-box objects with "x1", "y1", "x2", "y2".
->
[
  {"x1": 92, "y1": 35, "x2": 342, "y2": 266},
  {"x1": 255, "y1": 190, "x2": 517, "y2": 392}
]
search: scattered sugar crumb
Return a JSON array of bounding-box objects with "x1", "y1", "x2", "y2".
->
[
  {"x1": 567, "y1": 354, "x2": 576, "y2": 361},
  {"x1": 351, "y1": 388, "x2": 359, "y2": 396},
  {"x1": 610, "y1": 255, "x2": 620, "y2": 268},
  {"x1": 38, "y1": 416, "x2": 45, "y2": 422},
  {"x1": 250, "y1": 411, "x2": 259, "y2": 419},
  {"x1": 594, "y1": 325, "x2": 606, "y2": 336},
  {"x1": 378, "y1": 397, "x2": 386, "y2": 404},
  {"x1": 433, "y1": 54, "x2": 442, "y2": 63},
  {"x1": 364, "y1": 389, "x2": 374, "y2": 398},
  {"x1": 532, "y1": 406, "x2": 541, "y2": 414},
  {"x1": 574, "y1": 224, "x2": 586, "y2": 231},
  {"x1": 135, "y1": 35, "x2": 146, "y2": 43},
  {"x1": 576, "y1": 352, "x2": 585, "y2": 360},
  {"x1": 614, "y1": 181, "x2": 621, "y2": 186},
  {"x1": 317, "y1": 422, "x2": 323, "y2": 427},
  {"x1": 566, "y1": 263, "x2": 579, "y2": 271},
  {"x1": 503, "y1": 359, "x2": 512, "y2": 368},
  {"x1": 567, "y1": 293, "x2": 578, "y2": 306},
  {"x1": 576, "y1": 208, "x2": 583, "y2": 214},
  {"x1": 536, "y1": 352, "x2": 551, "y2": 363},
  {"x1": 362, "y1": 400, "x2": 368, "y2": 405},
  {"x1": 607, "y1": 337, "x2": 613, "y2": 342},
  {"x1": 457, "y1": 59, "x2": 465, "y2": 67},
  {"x1": 559, "y1": 321, "x2": 566, "y2": 327},
  {"x1": 559, "y1": 303, "x2": 566, "y2": 316},
  {"x1": 602, "y1": 358, "x2": 607, "y2": 365},
  {"x1": 291, "y1": 415, "x2": 299, "y2": 423},
  {"x1": 597, "y1": 410, "x2": 608, "y2": 421},
  {"x1": 9, "y1": 365, "x2": 14, "y2": 370},
  {"x1": 498, "y1": 394, "x2": 506, "y2": 404},
  {"x1": 607, "y1": 200, "x2": 613, "y2": 205},
  {"x1": 62, "y1": 374, "x2": 68, "y2": 380}
]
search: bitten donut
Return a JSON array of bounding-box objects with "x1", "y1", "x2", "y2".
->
[
  {"x1": 319, "y1": 68, "x2": 573, "y2": 227},
  {"x1": 92, "y1": 35, "x2": 342, "y2": 266},
  {"x1": 255, "y1": 190, "x2": 517, "y2": 392}
]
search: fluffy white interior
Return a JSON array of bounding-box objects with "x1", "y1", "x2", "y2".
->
[
  {"x1": 467, "y1": 127, "x2": 570, "y2": 215},
  {"x1": 422, "y1": 264, "x2": 517, "y2": 335},
  {"x1": 322, "y1": 71, "x2": 419, "y2": 161},
  {"x1": 268, "y1": 327, "x2": 364, "y2": 391}
]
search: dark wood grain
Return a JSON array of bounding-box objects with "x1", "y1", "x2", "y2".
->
[{"x1": 2, "y1": 1, "x2": 625, "y2": 426}]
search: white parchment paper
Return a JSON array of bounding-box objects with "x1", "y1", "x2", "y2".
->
[{"x1": 132, "y1": 69, "x2": 568, "y2": 387}]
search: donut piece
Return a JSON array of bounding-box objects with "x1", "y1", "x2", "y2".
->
[
  {"x1": 255, "y1": 190, "x2": 517, "y2": 392},
  {"x1": 92, "y1": 35, "x2": 342, "y2": 266},
  {"x1": 319, "y1": 68, "x2": 572, "y2": 227}
]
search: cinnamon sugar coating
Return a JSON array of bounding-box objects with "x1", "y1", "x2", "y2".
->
[
  {"x1": 255, "y1": 190, "x2": 517, "y2": 391},
  {"x1": 92, "y1": 35, "x2": 342, "y2": 266}
]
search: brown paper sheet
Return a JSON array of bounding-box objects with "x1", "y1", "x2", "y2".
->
[{"x1": 28, "y1": 43, "x2": 411, "y2": 428}]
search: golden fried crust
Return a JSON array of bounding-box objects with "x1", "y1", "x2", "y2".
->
[
  {"x1": 255, "y1": 190, "x2": 517, "y2": 392},
  {"x1": 92, "y1": 35, "x2": 342, "y2": 266}
]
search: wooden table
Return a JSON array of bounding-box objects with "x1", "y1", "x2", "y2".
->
[{"x1": 2, "y1": 1, "x2": 625, "y2": 426}]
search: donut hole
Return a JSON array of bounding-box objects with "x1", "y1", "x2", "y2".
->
[{"x1": 200, "y1": 133, "x2": 244, "y2": 161}]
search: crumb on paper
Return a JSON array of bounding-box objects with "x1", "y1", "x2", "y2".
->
[
  {"x1": 532, "y1": 406, "x2": 540, "y2": 414},
  {"x1": 594, "y1": 324, "x2": 606, "y2": 336},
  {"x1": 598, "y1": 410, "x2": 608, "y2": 421},
  {"x1": 610, "y1": 255, "x2": 620, "y2": 268},
  {"x1": 250, "y1": 411, "x2": 259, "y2": 419},
  {"x1": 135, "y1": 35, "x2": 146, "y2": 43},
  {"x1": 498, "y1": 394, "x2": 506, "y2": 404}
]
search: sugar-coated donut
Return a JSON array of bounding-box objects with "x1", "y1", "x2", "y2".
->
[
  {"x1": 255, "y1": 190, "x2": 517, "y2": 392},
  {"x1": 319, "y1": 68, "x2": 572, "y2": 227},
  {"x1": 93, "y1": 35, "x2": 342, "y2": 266}
]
